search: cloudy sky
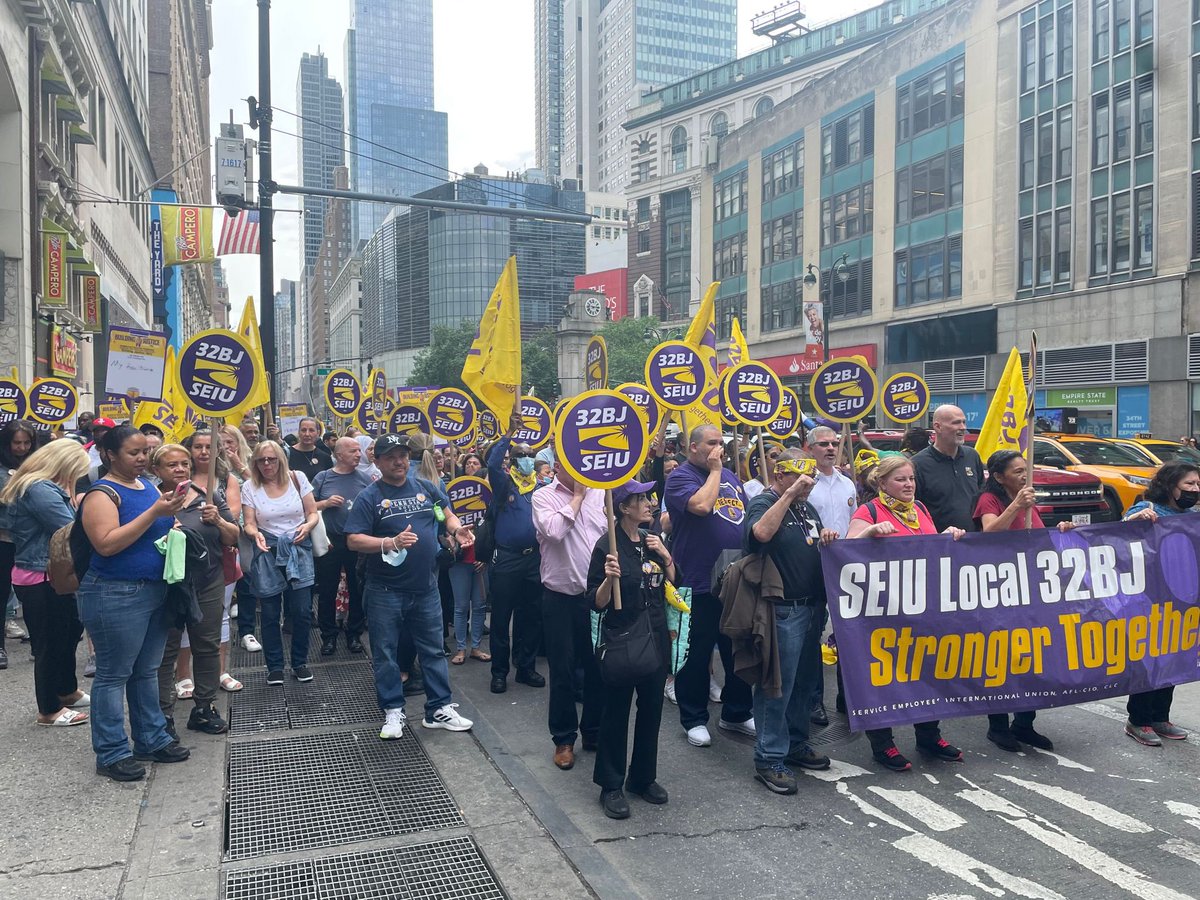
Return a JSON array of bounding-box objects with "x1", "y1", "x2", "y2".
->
[{"x1": 208, "y1": 0, "x2": 876, "y2": 312}]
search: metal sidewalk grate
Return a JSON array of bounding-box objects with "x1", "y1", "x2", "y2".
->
[
  {"x1": 809, "y1": 715, "x2": 860, "y2": 747},
  {"x1": 229, "y1": 624, "x2": 369, "y2": 669},
  {"x1": 223, "y1": 837, "x2": 507, "y2": 900},
  {"x1": 225, "y1": 729, "x2": 465, "y2": 860},
  {"x1": 227, "y1": 661, "x2": 380, "y2": 735}
]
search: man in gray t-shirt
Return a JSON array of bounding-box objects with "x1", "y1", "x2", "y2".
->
[{"x1": 311, "y1": 438, "x2": 375, "y2": 654}]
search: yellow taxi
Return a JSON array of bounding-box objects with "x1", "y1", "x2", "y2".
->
[
  {"x1": 1032, "y1": 434, "x2": 1157, "y2": 516},
  {"x1": 1124, "y1": 437, "x2": 1200, "y2": 466}
]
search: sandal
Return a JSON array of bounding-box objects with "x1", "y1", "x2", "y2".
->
[
  {"x1": 470, "y1": 649, "x2": 492, "y2": 662},
  {"x1": 36, "y1": 709, "x2": 89, "y2": 727},
  {"x1": 450, "y1": 651, "x2": 466, "y2": 665},
  {"x1": 175, "y1": 678, "x2": 194, "y2": 699},
  {"x1": 219, "y1": 673, "x2": 243, "y2": 692}
]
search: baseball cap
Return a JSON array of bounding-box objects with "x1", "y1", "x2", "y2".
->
[
  {"x1": 373, "y1": 433, "x2": 411, "y2": 458},
  {"x1": 92, "y1": 417, "x2": 117, "y2": 429},
  {"x1": 611, "y1": 478, "x2": 656, "y2": 507}
]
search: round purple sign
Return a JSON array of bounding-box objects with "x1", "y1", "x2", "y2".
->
[
  {"x1": 810, "y1": 358, "x2": 878, "y2": 423},
  {"x1": 721, "y1": 361, "x2": 784, "y2": 427},
  {"x1": 554, "y1": 390, "x2": 650, "y2": 490},
  {"x1": 27, "y1": 378, "x2": 78, "y2": 425},
  {"x1": 178, "y1": 329, "x2": 260, "y2": 415},
  {"x1": 428, "y1": 388, "x2": 477, "y2": 440},
  {"x1": 512, "y1": 397, "x2": 552, "y2": 450},
  {"x1": 354, "y1": 398, "x2": 382, "y2": 436},
  {"x1": 323, "y1": 368, "x2": 362, "y2": 419},
  {"x1": 616, "y1": 382, "x2": 660, "y2": 437},
  {"x1": 767, "y1": 387, "x2": 801, "y2": 439},
  {"x1": 390, "y1": 402, "x2": 431, "y2": 436},
  {"x1": 447, "y1": 475, "x2": 493, "y2": 528},
  {"x1": 478, "y1": 408, "x2": 499, "y2": 440},
  {"x1": 880, "y1": 372, "x2": 930, "y2": 424},
  {"x1": 0, "y1": 378, "x2": 28, "y2": 426},
  {"x1": 644, "y1": 341, "x2": 706, "y2": 411}
]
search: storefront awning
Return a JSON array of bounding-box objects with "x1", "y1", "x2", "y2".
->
[
  {"x1": 39, "y1": 56, "x2": 71, "y2": 96},
  {"x1": 55, "y1": 96, "x2": 85, "y2": 124},
  {"x1": 68, "y1": 124, "x2": 94, "y2": 146}
]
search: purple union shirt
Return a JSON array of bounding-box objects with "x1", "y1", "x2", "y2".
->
[{"x1": 664, "y1": 461, "x2": 747, "y2": 593}]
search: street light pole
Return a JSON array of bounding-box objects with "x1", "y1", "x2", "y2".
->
[{"x1": 256, "y1": 0, "x2": 276, "y2": 415}]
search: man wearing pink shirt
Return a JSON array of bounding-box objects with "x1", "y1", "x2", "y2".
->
[{"x1": 532, "y1": 460, "x2": 608, "y2": 771}]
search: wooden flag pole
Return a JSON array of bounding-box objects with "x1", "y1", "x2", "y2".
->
[
  {"x1": 755, "y1": 427, "x2": 771, "y2": 487},
  {"x1": 835, "y1": 422, "x2": 852, "y2": 469},
  {"x1": 206, "y1": 417, "x2": 220, "y2": 496},
  {"x1": 605, "y1": 489, "x2": 622, "y2": 610},
  {"x1": 1024, "y1": 332, "x2": 1039, "y2": 529}
]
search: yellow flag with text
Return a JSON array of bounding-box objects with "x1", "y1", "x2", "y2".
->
[
  {"x1": 681, "y1": 282, "x2": 722, "y2": 435},
  {"x1": 222, "y1": 298, "x2": 272, "y2": 424},
  {"x1": 461, "y1": 256, "x2": 522, "y2": 426},
  {"x1": 159, "y1": 205, "x2": 215, "y2": 266},
  {"x1": 976, "y1": 347, "x2": 1031, "y2": 463},
  {"x1": 728, "y1": 316, "x2": 750, "y2": 366}
]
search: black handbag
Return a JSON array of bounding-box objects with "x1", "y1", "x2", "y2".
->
[{"x1": 595, "y1": 606, "x2": 662, "y2": 687}]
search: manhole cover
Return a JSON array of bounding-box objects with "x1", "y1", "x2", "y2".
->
[
  {"x1": 224, "y1": 836, "x2": 507, "y2": 900},
  {"x1": 228, "y1": 661, "x2": 381, "y2": 735},
  {"x1": 225, "y1": 729, "x2": 465, "y2": 860}
]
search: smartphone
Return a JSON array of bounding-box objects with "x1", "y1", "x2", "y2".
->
[{"x1": 174, "y1": 479, "x2": 191, "y2": 497}]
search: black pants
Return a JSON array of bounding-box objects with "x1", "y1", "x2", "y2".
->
[
  {"x1": 158, "y1": 575, "x2": 224, "y2": 715},
  {"x1": 867, "y1": 721, "x2": 942, "y2": 753},
  {"x1": 675, "y1": 591, "x2": 752, "y2": 729},
  {"x1": 488, "y1": 550, "x2": 542, "y2": 679},
  {"x1": 315, "y1": 535, "x2": 364, "y2": 640},
  {"x1": 235, "y1": 574, "x2": 257, "y2": 638},
  {"x1": 541, "y1": 589, "x2": 603, "y2": 747},
  {"x1": 594, "y1": 668, "x2": 667, "y2": 791},
  {"x1": 988, "y1": 711, "x2": 1036, "y2": 731},
  {"x1": 0, "y1": 540, "x2": 13, "y2": 651},
  {"x1": 16, "y1": 580, "x2": 83, "y2": 716},
  {"x1": 438, "y1": 566, "x2": 454, "y2": 637},
  {"x1": 1128, "y1": 687, "x2": 1174, "y2": 726}
]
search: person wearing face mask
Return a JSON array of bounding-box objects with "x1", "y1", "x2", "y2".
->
[{"x1": 1119, "y1": 461, "x2": 1198, "y2": 747}]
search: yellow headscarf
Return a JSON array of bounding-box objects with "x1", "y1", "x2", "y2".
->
[
  {"x1": 775, "y1": 457, "x2": 816, "y2": 478},
  {"x1": 854, "y1": 449, "x2": 880, "y2": 477}
]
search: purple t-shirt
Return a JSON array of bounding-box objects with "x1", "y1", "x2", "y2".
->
[{"x1": 665, "y1": 461, "x2": 747, "y2": 593}]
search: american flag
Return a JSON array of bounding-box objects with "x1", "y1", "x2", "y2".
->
[{"x1": 217, "y1": 210, "x2": 260, "y2": 256}]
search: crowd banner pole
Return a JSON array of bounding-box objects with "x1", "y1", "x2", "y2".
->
[
  {"x1": 1024, "y1": 332, "x2": 1039, "y2": 529},
  {"x1": 604, "y1": 489, "x2": 622, "y2": 610},
  {"x1": 207, "y1": 417, "x2": 220, "y2": 493},
  {"x1": 755, "y1": 426, "x2": 770, "y2": 486}
]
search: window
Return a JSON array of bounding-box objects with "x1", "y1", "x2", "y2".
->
[
  {"x1": 666, "y1": 254, "x2": 687, "y2": 286},
  {"x1": 715, "y1": 293, "x2": 745, "y2": 341},
  {"x1": 1036, "y1": 213, "x2": 1053, "y2": 286},
  {"x1": 710, "y1": 111, "x2": 729, "y2": 138},
  {"x1": 1019, "y1": 218, "x2": 1035, "y2": 288},
  {"x1": 1112, "y1": 192, "x2": 1131, "y2": 271},
  {"x1": 1057, "y1": 107, "x2": 1073, "y2": 178},
  {"x1": 760, "y1": 279, "x2": 801, "y2": 332},
  {"x1": 666, "y1": 220, "x2": 690, "y2": 250},
  {"x1": 636, "y1": 197, "x2": 650, "y2": 221},
  {"x1": 761, "y1": 210, "x2": 803, "y2": 266},
  {"x1": 825, "y1": 257, "x2": 872, "y2": 318},
  {"x1": 761, "y1": 137, "x2": 803, "y2": 201},
  {"x1": 1135, "y1": 75, "x2": 1153, "y2": 156},
  {"x1": 1093, "y1": 94, "x2": 1110, "y2": 167},
  {"x1": 713, "y1": 170, "x2": 747, "y2": 223},
  {"x1": 670, "y1": 126, "x2": 687, "y2": 173},
  {"x1": 1040, "y1": 14, "x2": 1056, "y2": 85},
  {"x1": 821, "y1": 102, "x2": 874, "y2": 174},
  {"x1": 1091, "y1": 198, "x2": 1109, "y2": 275},
  {"x1": 1135, "y1": 0, "x2": 1153, "y2": 43},
  {"x1": 1114, "y1": 0, "x2": 1131, "y2": 52},
  {"x1": 895, "y1": 237, "x2": 963, "y2": 307},
  {"x1": 1113, "y1": 83, "x2": 1132, "y2": 162},
  {"x1": 895, "y1": 148, "x2": 964, "y2": 223},
  {"x1": 1037, "y1": 114, "x2": 1055, "y2": 185},
  {"x1": 1020, "y1": 121, "x2": 1036, "y2": 189},
  {"x1": 713, "y1": 232, "x2": 746, "y2": 279},
  {"x1": 592, "y1": 226, "x2": 601, "y2": 238},
  {"x1": 1059, "y1": 6, "x2": 1074, "y2": 77},
  {"x1": 951, "y1": 57, "x2": 966, "y2": 118},
  {"x1": 637, "y1": 228, "x2": 650, "y2": 253},
  {"x1": 1134, "y1": 187, "x2": 1153, "y2": 268},
  {"x1": 1095, "y1": 0, "x2": 1110, "y2": 59},
  {"x1": 1056, "y1": 209, "x2": 1073, "y2": 282},
  {"x1": 754, "y1": 96, "x2": 775, "y2": 119},
  {"x1": 634, "y1": 160, "x2": 650, "y2": 182},
  {"x1": 1021, "y1": 23, "x2": 1037, "y2": 92},
  {"x1": 821, "y1": 183, "x2": 873, "y2": 246}
]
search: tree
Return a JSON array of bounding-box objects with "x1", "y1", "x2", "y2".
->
[
  {"x1": 408, "y1": 321, "x2": 560, "y2": 400},
  {"x1": 524, "y1": 328, "x2": 561, "y2": 402},
  {"x1": 599, "y1": 316, "x2": 663, "y2": 386}
]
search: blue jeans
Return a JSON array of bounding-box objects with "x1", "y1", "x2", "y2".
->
[
  {"x1": 449, "y1": 562, "x2": 487, "y2": 650},
  {"x1": 364, "y1": 582, "x2": 451, "y2": 719},
  {"x1": 753, "y1": 602, "x2": 823, "y2": 768},
  {"x1": 235, "y1": 574, "x2": 257, "y2": 638},
  {"x1": 76, "y1": 574, "x2": 172, "y2": 767},
  {"x1": 257, "y1": 585, "x2": 312, "y2": 671}
]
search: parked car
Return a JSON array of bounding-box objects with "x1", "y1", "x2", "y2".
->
[
  {"x1": 1033, "y1": 434, "x2": 1157, "y2": 516},
  {"x1": 1126, "y1": 437, "x2": 1200, "y2": 466}
]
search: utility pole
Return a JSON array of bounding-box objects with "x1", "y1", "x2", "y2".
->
[{"x1": 256, "y1": 0, "x2": 276, "y2": 410}]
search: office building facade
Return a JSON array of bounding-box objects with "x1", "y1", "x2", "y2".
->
[
  {"x1": 297, "y1": 51, "x2": 345, "y2": 275},
  {"x1": 535, "y1": 0, "x2": 565, "y2": 177},
  {"x1": 304, "y1": 165, "x2": 354, "y2": 372}
]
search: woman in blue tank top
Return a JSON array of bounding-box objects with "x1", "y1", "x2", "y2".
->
[{"x1": 78, "y1": 425, "x2": 189, "y2": 782}]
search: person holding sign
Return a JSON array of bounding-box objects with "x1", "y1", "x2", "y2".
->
[
  {"x1": 586, "y1": 478, "x2": 675, "y2": 819},
  {"x1": 847, "y1": 456, "x2": 965, "y2": 772}
]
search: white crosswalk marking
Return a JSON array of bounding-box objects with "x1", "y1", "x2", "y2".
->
[
  {"x1": 1166, "y1": 801, "x2": 1200, "y2": 830},
  {"x1": 869, "y1": 786, "x2": 968, "y2": 831},
  {"x1": 994, "y1": 773, "x2": 1153, "y2": 833},
  {"x1": 1161, "y1": 839, "x2": 1200, "y2": 867},
  {"x1": 893, "y1": 833, "x2": 1066, "y2": 900}
]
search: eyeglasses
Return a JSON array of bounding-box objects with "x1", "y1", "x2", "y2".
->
[
  {"x1": 813, "y1": 441, "x2": 838, "y2": 448},
  {"x1": 257, "y1": 457, "x2": 279, "y2": 465}
]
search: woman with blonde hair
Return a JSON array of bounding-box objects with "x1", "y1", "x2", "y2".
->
[
  {"x1": 242, "y1": 440, "x2": 319, "y2": 684},
  {"x1": 1, "y1": 440, "x2": 92, "y2": 726},
  {"x1": 219, "y1": 425, "x2": 252, "y2": 482}
]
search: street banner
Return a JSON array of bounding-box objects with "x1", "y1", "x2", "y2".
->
[
  {"x1": 462, "y1": 255, "x2": 522, "y2": 426},
  {"x1": 390, "y1": 402, "x2": 431, "y2": 436},
  {"x1": 513, "y1": 396, "x2": 552, "y2": 449},
  {"x1": 554, "y1": 390, "x2": 649, "y2": 490},
  {"x1": 27, "y1": 377, "x2": 78, "y2": 426},
  {"x1": 977, "y1": 347, "x2": 1032, "y2": 463},
  {"x1": 721, "y1": 361, "x2": 784, "y2": 427},
  {"x1": 278, "y1": 403, "x2": 308, "y2": 438},
  {"x1": 105, "y1": 327, "x2": 168, "y2": 402},
  {"x1": 767, "y1": 387, "x2": 800, "y2": 440},
  {"x1": 447, "y1": 475, "x2": 493, "y2": 528},
  {"x1": 880, "y1": 372, "x2": 930, "y2": 424},
  {"x1": 159, "y1": 205, "x2": 215, "y2": 265},
  {"x1": 324, "y1": 368, "x2": 362, "y2": 420},
  {"x1": 809, "y1": 357, "x2": 877, "y2": 423},
  {"x1": 428, "y1": 387, "x2": 477, "y2": 441},
  {"x1": 367, "y1": 368, "x2": 388, "y2": 423},
  {"x1": 645, "y1": 340, "x2": 706, "y2": 411},
  {"x1": 616, "y1": 383, "x2": 661, "y2": 438},
  {"x1": 478, "y1": 408, "x2": 499, "y2": 441},
  {"x1": 41, "y1": 228, "x2": 67, "y2": 305},
  {"x1": 177, "y1": 329, "x2": 262, "y2": 416},
  {"x1": 49, "y1": 325, "x2": 79, "y2": 379},
  {"x1": 824, "y1": 517, "x2": 1200, "y2": 731},
  {"x1": 0, "y1": 376, "x2": 27, "y2": 426},
  {"x1": 803, "y1": 300, "x2": 824, "y2": 359},
  {"x1": 586, "y1": 335, "x2": 608, "y2": 390},
  {"x1": 81, "y1": 274, "x2": 102, "y2": 332}
]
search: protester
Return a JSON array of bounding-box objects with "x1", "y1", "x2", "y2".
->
[
  {"x1": 84, "y1": 417, "x2": 116, "y2": 468},
  {"x1": 1120, "y1": 461, "x2": 1197, "y2": 746},
  {"x1": 78, "y1": 425, "x2": 188, "y2": 781},
  {"x1": 847, "y1": 456, "x2": 965, "y2": 771},
  {"x1": 448, "y1": 524, "x2": 489, "y2": 665},
  {"x1": 2, "y1": 440, "x2": 90, "y2": 725},
  {"x1": 973, "y1": 449, "x2": 1073, "y2": 751},
  {"x1": 532, "y1": 457, "x2": 607, "y2": 770},
  {"x1": 586, "y1": 478, "x2": 674, "y2": 818},
  {"x1": 152, "y1": 443, "x2": 238, "y2": 737},
  {"x1": 344, "y1": 433, "x2": 475, "y2": 739},
  {"x1": 912, "y1": 405, "x2": 984, "y2": 532},
  {"x1": 665, "y1": 424, "x2": 754, "y2": 747},
  {"x1": 220, "y1": 426, "x2": 253, "y2": 483},
  {"x1": 743, "y1": 452, "x2": 838, "y2": 794},
  {"x1": 221, "y1": 425, "x2": 261, "y2": 655},
  {"x1": 241, "y1": 440, "x2": 319, "y2": 685},
  {"x1": 239, "y1": 417, "x2": 261, "y2": 450},
  {"x1": 484, "y1": 426, "x2": 545, "y2": 694},
  {"x1": 461, "y1": 452, "x2": 483, "y2": 477},
  {"x1": 311, "y1": 437, "x2": 373, "y2": 655},
  {"x1": 854, "y1": 449, "x2": 880, "y2": 503},
  {"x1": 0, "y1": 419, "x2": 39, "y2": 667},
  {"x1": 287, "y1": 417, "x2": 333, "y2": 482},
  {"x1": 323, "y1": 431, "x2": 338, "y2": 452}
]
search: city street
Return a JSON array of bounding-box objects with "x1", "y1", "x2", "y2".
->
[{"x1": 2, "y1": 622, "x2": 1199, "y2": 899}]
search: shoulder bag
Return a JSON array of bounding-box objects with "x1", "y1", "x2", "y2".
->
[{"x1": 291, "y1": 471, "x2": 329, "y2": 557}]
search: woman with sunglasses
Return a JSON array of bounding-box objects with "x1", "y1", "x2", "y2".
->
[{"x1": 242, "y1": 440, "x2": 320, "y2": 685}]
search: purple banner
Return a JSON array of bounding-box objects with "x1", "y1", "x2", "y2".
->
[{"x1": 824, "y1": 517, "x2": 1200, "y2": 730}]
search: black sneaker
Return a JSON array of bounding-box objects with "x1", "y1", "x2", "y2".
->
[
  {"x1": 987, "y1": 729, "x2": 1021, "y2": 752},
  {"x1": 1011, "y1": 725, "x2": 1054, "y2": 750},
  {"x1": 515, "y1": 669, "x2": 546, "y2": 688},
  {"x1": 786, "y1": 746, "x2": 832, "y2": 770},
  {"x1": 320, "y1": 637, "x2": 337, "y2": 656},
  {"x1": 810, "y1": 704, "x2": 829, "y2": 727},
  {"x1": 347, "y1": 636, "x2": 364, "y2": 654},
  {"x1": 600, "y1": 788, "x2": 630, "y2": 819},
  {"x1": 872, "y1": 744, "x2": 912, "y2": 772},
  {"x1": 293, "y1": 665, "x2": 314, "y2": 683},
  {"x1": 187, "y1": 704, "x2": 229, "y2": 735},
  {"x1": 489, "y1": 676, "x2": 507, "y2": 694},
  {"x1": 917, "y1": 737, "x2": 964, "y2": 762},
  {"x1": 626, "y1": 781, "x2": 669, "y2": 804},
  {"x1": 97, "y1": 757, "x2": 146, "y2": 782},
  {"x1": 266, "y1": 669, "x2": 285, "y2": 685},
  {"x1": 0, "y1": 644, "x2": 8, "y2": 669},
  {"x1": 133, "y1": 741, "x2": 191, "y2": 763},
  {"x1": 164, "y1": 716, "x2": 179, "y2": 743},
  {"x1": 754, "y1": 764, "x2": 798, "y2": 794}
]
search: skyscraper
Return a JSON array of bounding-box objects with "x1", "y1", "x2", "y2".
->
[
  {"x1": 560, "y1": 0, "x2": 738, "y2": 193},
  {"x1": 534, "y1": 0, "x2": 565, "y2": 178},
  {"x1": 296, "y1": 51, "x2": 345, "y2": 276},
  {"x1": 345, "y1": 0, "x2": 449, "y2": 243}
]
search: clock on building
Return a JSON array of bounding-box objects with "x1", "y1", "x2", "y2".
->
[{"x1": 584, "y1": 295, "x2": 603, "y2": 318}]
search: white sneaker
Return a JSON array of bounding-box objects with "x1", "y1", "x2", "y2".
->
[
  {"x1": 5, "y1": 620, "x2": 27, "y2": 640},
  {"x1": 380, "y1": 708, "x2": 406, "y2": 740},
  {"x1": 687, "y1": 725, "x2": 712, "y2": 747},
  {"x1": 708, "y1": 676, "x2": 722, "y2": 703},
  {"x1": 664, "y1": 679, "x2": 677, "y2": 705},
  {"x1": 719, "y1": 717, "x2": 756, "y2": 738},
  {"x1": 241, "y1": 634, "x2": 262, "y2": 652},
  {"x1": 422, "y1": 703, "x2": 473, "y2": 732}
]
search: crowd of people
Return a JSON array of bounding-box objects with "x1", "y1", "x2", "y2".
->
[{"x1": 0, "y1": 403, "x2": 1193, "y2": 815}]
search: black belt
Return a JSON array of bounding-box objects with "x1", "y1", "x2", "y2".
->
[
  {"x1": 498, "y1": 544, "x2": 536, "y2": 556},
  {"x1": 770, "y1": 596, "x2": 823, "y2": 607}
]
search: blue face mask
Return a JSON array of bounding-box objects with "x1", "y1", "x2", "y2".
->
[{"x1": 515, "y1": 457, "x2": 535, "y2": 476}]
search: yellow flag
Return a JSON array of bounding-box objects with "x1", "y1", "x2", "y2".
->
[
  {"x1": 976, "y1": 347, "x2": 1030, "y2": 464},
  {"x1": 680, "y1": 282, "x2": 722, "y2": 436},
  {"x1": 461, "y1": 256, "x2": 522, "y2": 426},
  {"x1": 159, "y1": 205, "x2": 215, "y2": 266},
  {"x1": 728, "y1": 316, "x2": 750, "y2": 366},
  {"x1": 223, "y1": 298, "x2": 272, "y2": 424}
]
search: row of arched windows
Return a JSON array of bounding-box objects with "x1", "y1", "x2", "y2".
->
[{"x1": 662, "y1": 96, "x2": 776, "y2": 171}]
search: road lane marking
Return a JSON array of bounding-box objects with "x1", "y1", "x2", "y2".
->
[
  {"x1": 1165, "y1": 801, "x2": 1200, "y2": 830},
  {"x1": 802, "y1": 759, "x2": 873, "y2": 782},
  {"x1": 1030, "y1": 749, "x2": 1095, "y2": 772},
  {"x1": 869, "y1": 786, "x2": 968, "y2": 831},
  {"x1": 995, "y1": 774, "x2": 1153, "y2": 833},
  {"x1": 894, "y1": 833, "x2": 1066, "y2": 900},
  {"x1": 1161, "y1": 839, "x2": 1200, "y2": 867}
]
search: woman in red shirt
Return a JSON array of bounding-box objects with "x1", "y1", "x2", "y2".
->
[{"x1": 847, "y1": 457, "x2": 965, "y2": 772}]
